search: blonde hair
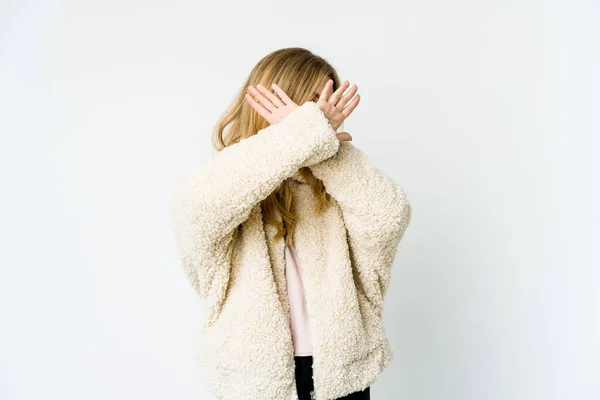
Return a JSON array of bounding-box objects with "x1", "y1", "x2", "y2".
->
[{"x1": 211, "y1": 47, "x2": 342, "y2": 249}]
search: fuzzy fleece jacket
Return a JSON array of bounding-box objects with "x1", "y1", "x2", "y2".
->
[{"x1": 170, "y1": 100, "x2": 412, "y2": 400}]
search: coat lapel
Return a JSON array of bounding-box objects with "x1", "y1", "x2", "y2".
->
[{"x1": 262, "y1": 204, "x2": 291, "y2": 325}]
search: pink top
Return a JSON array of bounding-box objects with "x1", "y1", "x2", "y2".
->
[{"x1": 284, "y1": 244, "x2": 313, "y2": 356}]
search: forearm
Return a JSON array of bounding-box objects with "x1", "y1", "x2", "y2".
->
[
  {"x1": 308, "y1": 141, "x2": 411, "y2": 248},
  {"x1": 171, "y1": 101, "x2": 339, "y2": 246}
]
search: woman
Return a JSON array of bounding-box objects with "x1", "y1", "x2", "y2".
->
[{"x1": 170, "y1": 47, "x2": 412, "y2": 400}]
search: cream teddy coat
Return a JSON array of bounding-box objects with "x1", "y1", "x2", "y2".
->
[{"x1": 170, "y1": 100, "x2": 412, "y2": 400}]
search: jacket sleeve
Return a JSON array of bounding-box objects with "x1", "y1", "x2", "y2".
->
[
  {"x1": 169, "y1": 101, "x2": 340, "y2": 325},
  {"x1": 308, "y1": 140, "x2": 412, "y2": 314}
]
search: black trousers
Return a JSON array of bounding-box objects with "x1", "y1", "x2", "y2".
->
[{"x1": 294, "y1": 356, "x2": 371, "y2": 400}]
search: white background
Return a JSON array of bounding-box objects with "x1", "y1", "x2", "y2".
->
[{"x1": 1, "y1": 1, "x2": 598, "y2": 399}]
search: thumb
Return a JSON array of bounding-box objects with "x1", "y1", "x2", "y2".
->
[{"x1": 336, "y1": 131, "x2": 353, "y2": 141}]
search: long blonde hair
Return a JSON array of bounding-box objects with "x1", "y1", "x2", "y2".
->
[{"x1": 211, "y1": 47, "x2": 342, "y2": 249}]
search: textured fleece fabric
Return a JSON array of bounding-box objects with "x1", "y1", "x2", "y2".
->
[
  {"x1": 284, "y1": 244, "x2": 314, "y2": 356},
  {"x1": 170, "y1": 101, "x2": 412, "y2": 400}
]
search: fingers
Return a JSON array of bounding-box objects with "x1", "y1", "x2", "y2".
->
[
  {"x1": 322, "y1": 79, "x2": 359, "y2": 113},
  {"x1": 329, "y1": 80, "x2": 350, "y2": 105},
  {"x1": 247, "y1": 85, "x2": 276, "y2": 112},
  {"x1": 256, "y1": 83, "x2": 285, "y2": 107},
  {"x1": 340, "y1": 94, "x2": 360, "y2": 119},
  {"x1": 244, "y1": 93, "x2": 271, "y2": 120},
  {"x1": 319, "y1": 79, "x2": 334, "y2": 102},
  {"x1": 271, "y1": 83, "x2": 294, "y2": 105},
  {"x1": 337, "y1": 83, "x2": 358, "y2": 109},
  {"x1": 336, "y1": 131, "x2": 353, "y2": 141}
]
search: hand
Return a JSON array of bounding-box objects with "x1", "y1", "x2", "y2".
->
[
  {"x1": 316, "y1": 79, "x2": 360, "y2": 141},
  {"x1": 245, "y1": 83, "x2": 299, "y2": 125},
  {"x1": 245, "y1": 82, "x2": 353, "y2": 142}
]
